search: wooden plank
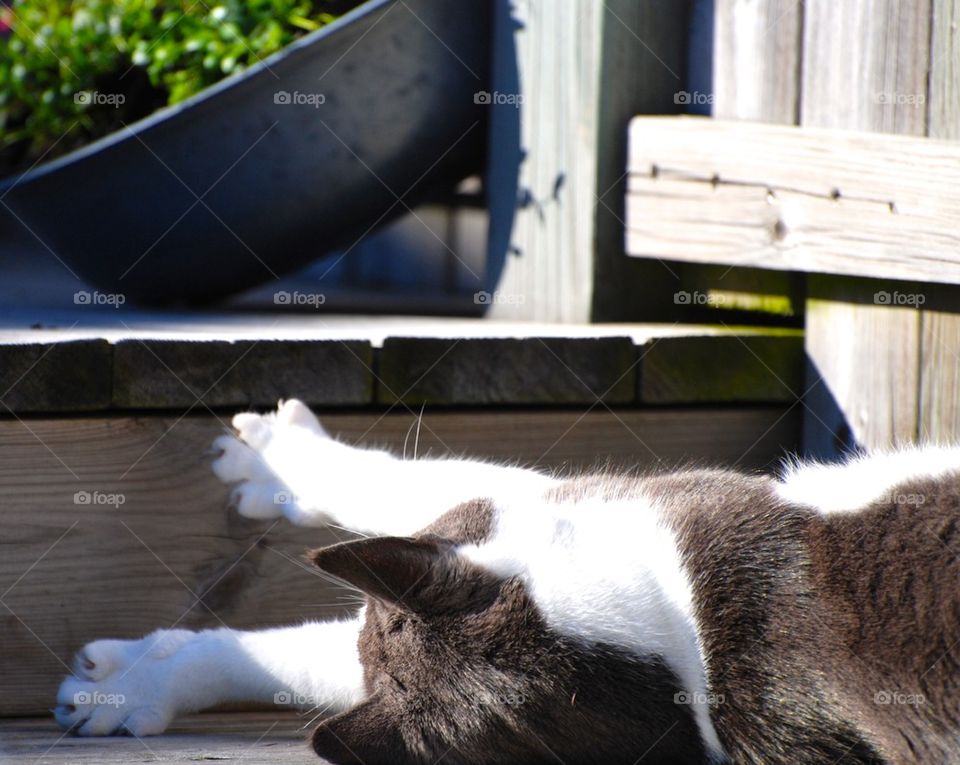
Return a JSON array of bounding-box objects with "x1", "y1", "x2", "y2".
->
[
  {"x1": 0, "y1": 341, "x2": 111, "y2": 413},
  {"x1": 0, "y1": 408, "x2": 800, "y2": 715},
  {"x1": 0, "y1": 320, "x2": 804, "y2": 413},
  {"x1": 590, "y1": 0, "x2": 691, "y2": 322},
  {"x1": 919, "y1": 0, "x2": 960, "y2": 441},
  {"x1": 626, "y1": 117, "x2": 960, "y2": 283},
  {"x1": 0, "y1": 321, "x2": 813, "y2": 411},
  {"x1": 713, "y1": 0, "x2": 802, "y2": 122},
  {"x1": 801, "y1": 0, "x2": 931, "y2": 135},
  {"x1": 930, "y1": 0, "x2": 960, "y2": 139},
  {"x1": 483, "y1": 0, "x2": 601, "y2": 322},
  {"x1": 0, "y1": 713, "x2": 317, "y2": 764},
  {"x1": 919, "y1": 310, "x2": 960, "y2": 441},
  {"x1": 798, "y1": 0, "x2": 929, "y2": 456},
  {"x1": 803, "y1": 276, "x2": 923, "y2": 454},
  {"x1": 640, "y1": 335, "x2": 804, "y2": 404},
  {"x1": 485, "y1": 0, "x2": 690, "y2": 322},
  {"x1": 377, "y1": 337, "x2": 637, "y2": 405},
  {"x1": 113, "y1": 339, "x2": 374, "y2": 408}
]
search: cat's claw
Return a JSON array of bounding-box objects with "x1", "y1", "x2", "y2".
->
[
  {"x1": 54, "y1": 630, "x2": 192, "y2": 736},
  {"x1": 211, "y1": 434, "x2": 275, "y2": 485},
  {"x1": 211, "y1": 399, "x2": 335, "y2": 526}
]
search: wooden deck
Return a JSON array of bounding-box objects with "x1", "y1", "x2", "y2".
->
[{"x1": 0, "y1": 713, "x2": 324, "y2": 763}]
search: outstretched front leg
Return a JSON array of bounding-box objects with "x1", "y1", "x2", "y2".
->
[
  {"x1": 211, "y1": 400, "x2": 555, "y2": 537},
  {"x1": 55, "y1": 618, "x2": 364, "y2": 736}
]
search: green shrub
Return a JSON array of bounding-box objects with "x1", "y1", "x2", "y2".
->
[{"x1": 0, "y1": 1, "x2": 346, "y2": 177}]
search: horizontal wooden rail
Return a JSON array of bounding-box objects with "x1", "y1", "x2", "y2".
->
[{"x1": 626, "y1": 117, "x2": 960, "y2": 284}]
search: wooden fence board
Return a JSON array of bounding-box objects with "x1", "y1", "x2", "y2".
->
[
  {"x1": 713, "y1": 0, "x2": 802, "y2": 123},
  {"x1": 919, "y1": 0, "x2": 960, "y2": 442},
  {"x1": 801, "y1": 0, "x2": 931, "y2": 134},
  {"x1": 798, "y1": 0, "x2": 929, "y2": 455}
]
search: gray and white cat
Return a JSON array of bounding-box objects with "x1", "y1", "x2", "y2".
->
[{"x1": 54, "y1": 400, "x2": 960, "y2": 763}]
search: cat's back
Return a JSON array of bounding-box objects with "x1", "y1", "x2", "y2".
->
[{"x1": 667, "y1": 451, "x2": 960, "y2": 764}]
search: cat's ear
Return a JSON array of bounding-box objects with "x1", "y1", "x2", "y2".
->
[
  {"x1": 310, "y1": 536, "x2": 450, "y2": 612},
  {"x1": 312, "y1": 698, "x2": 407, "y2": 764}
]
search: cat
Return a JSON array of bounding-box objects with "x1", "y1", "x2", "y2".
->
[{"x1": 53, "y1": 399, "x2": 960, "y2": 764}]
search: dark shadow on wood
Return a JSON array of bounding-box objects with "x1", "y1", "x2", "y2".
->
[
  {"x1": 482, "y1": 0, "x2": 523, "y2": 297},
  {"x1": 802, "y1": 354, "x2": 859, "y2": 461}
]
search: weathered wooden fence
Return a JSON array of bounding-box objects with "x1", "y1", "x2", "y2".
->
[{"x1": 627, "y1": 0, "x2": 960, "y2": 456}]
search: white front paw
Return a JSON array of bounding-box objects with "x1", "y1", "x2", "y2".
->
[
  {"x1": 54, "y1": 629, "x2": 192, "y2": 736},
  {"x1": 212, "y1": 433, "x2": 286, "y2": 520},
  {"x1": 210, "y1": 399, "x2": 336, "y2": 525}
]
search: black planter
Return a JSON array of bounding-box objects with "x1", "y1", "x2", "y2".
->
[{"x1": 0, "y1": 0, "x2": 490, "y2": 305}]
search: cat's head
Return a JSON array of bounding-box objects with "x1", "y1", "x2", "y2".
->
[{"x1": 308, "y1": 533, "x2": 707, "y2": 764}]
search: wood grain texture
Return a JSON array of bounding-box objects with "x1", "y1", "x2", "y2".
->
[
  {"x1": 0, "y1": 408, "x2": 800, "y2": 715},
  {"x1": 919, "y1": 310, "x2": 960, "y2": 441},
  {"x1": 713, "y1": 0, "x2": 802, "y2": 122},
  {"x1": 804, "y1": 276, "x2": 922, "y2": 453},
  {"x1": 486, "y1": 0, "x2": 691, "y2": 322},
  {"x1": 485, "y1": 0, "x2": 601, "y2": 322},
  {"x1": 930, "y1": 0, "x2": 960, "y2": 139},
  {"x1": 801, "y1": 0, "x2": 931, "y2": 135},
  {"x1": 0, "y1": 417, "x2": 353, "y2": 718},
  {"x1": 0, "y1": 713, "x2": 318, "y2": 763},
  {"x1": 799, "y1": 0, "x2": 929, "y2": 456},
  {"x1": 626, "y1": 117, "x2": 960, "y2": 283},
  {"x1": 918, "y1": 0, "x2": 960, "y2": 443}
]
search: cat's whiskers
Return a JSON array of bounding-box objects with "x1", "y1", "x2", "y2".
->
[
  {"x1": 266, "y1": 544, "x2": 364, "y2": 591},
  {"x1": 325, "y1": 522, "x2": 371, "y2": 539},
  {"x1": 299, "y1": 699, "x2": 337, "y2": 731},
  {"x1": 401, "y1": 405, "x2": 426, "y2": 461},
  {"x1": 413, "y1": 403, "x2": 425, "y2": 461}
]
